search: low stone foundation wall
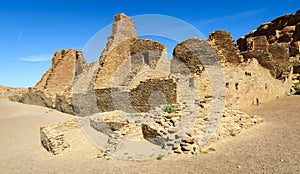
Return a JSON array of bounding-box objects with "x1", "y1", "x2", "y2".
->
[{"x1": 40, "y1": 119, "x2": 79, "y2": 155}]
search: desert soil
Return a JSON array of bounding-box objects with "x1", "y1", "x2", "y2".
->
[{"x1": 0, "y1": 96, "x2": 299, "y2": 174}]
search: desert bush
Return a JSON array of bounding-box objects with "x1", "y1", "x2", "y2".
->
[
  {"x1": 164, "y1": 104, "x2": 175, "y2": 113},
  {"x1": 295, "y1": 83, "x2": 300, "y2": 94},
  {"x1": 156, "y1": 154, "x2": 164, "y2": 160},
  {"x1": 208, "y1": 147, "x2": 216, "y2": 151}
]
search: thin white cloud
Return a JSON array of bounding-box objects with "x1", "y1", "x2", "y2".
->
[
  {"x1": 196, "y1": 9, "x2": 265, "y2": 26},
  {"x1": 19, "y1": 54, "x2": 52, "y2": 62}
]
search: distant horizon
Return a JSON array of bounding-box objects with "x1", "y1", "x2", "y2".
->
[{"x1": 0, "y1": 0, "x2": 299, "y2": 88}]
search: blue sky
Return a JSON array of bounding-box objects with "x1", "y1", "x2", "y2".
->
[{"x1": 0, "y1": 0, "x2": 299, "y2": 87}]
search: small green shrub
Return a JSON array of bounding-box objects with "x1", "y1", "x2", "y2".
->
[
  {"x1": 164, "y1": 104, "x2": 175, "y2": 113},
  {"x1": 208, "y1": 147, "x2": 216, "y2": 151},
  {"x1": 295, "y1": 83, "x2": 300, "y2": 94},
  {"x1": 229, "y1": 130, "x2": 236, "y2": 137},
  {"x1": 156, "y1": 154, "x2": 164, "y2": 160}
]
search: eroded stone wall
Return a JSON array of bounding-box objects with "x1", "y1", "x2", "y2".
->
[
  {"x1": 95, "y1": 77, "x2": 177, "y2": 113},
  {"x1": 129, "y1": 77, "x2": 177, "y2": 112},
  {"x1": 0, "y1": 86, "x2": 26, "y2": 99},
  {"x1": 93, "y1": 14, "x2": 172, "y2": 114},
  {"x1": 40, "y1": 119, "x2": 80, "y2": 155},
  {"x1": 35, "y1": 49, "x2": 87, "y2": 95},
  {"x1": 224, "y1": 59, "x2": 291, "y2": 108},
  {"x1": 209, "y1": 31, "x2": 292, "y2": 107},
  {"x1": 35, "y1": 12, "x2": 296, "y2": 157},
  {"x1": 208, "y1": 30, "x2": 243, "y2": 64},
  {"x1": 9, "y1": 49, "x2": 87, "y2": 114}
]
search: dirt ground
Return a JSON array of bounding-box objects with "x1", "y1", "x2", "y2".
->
[{"x1": 0, "y1": 96, "x2": 299, "y2": 174}]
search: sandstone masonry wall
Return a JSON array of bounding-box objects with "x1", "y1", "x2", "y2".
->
[
  {"x1": 35, "y1": 49, "x2": 87, "y2": 96},
  {"x1": 129, "y1": 77, "x2": 177, "y2": 112},
  {"x1": 34, "y1": 12, "x2": 296, "y2": 156},
  {"x1": 208, "y1": 31, "x2": 292, "y2": 107},
  {"x1": 0, "y1": 86, "x2": 26, "y2": 99},
  {"x1": 9, "y1": 49, "x2": 87, "y2": 114},
  {"x1": 208, "y1": 30, "x2": 243, "y2": 64},
  {"x1": 224, "y1": 59, "x2": 291, "y2": 108},
  {"x1": 40, "y1": 119, "x2": 80, "y2": 155}
]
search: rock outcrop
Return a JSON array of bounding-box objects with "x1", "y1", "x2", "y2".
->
[
  {"x1": 237, "y1": 11, "x2": 300, "y2": 51},
  {"x1": 0, "y1": 86, "x2": 26, "y2": 99},
  {"x1": 237, "y1": 10, "x2": 300, "y2": 78}
]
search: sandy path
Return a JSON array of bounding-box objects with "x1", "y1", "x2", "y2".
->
[{"x1": 0, "y1": 96, "x2": 299, "y2": 173}]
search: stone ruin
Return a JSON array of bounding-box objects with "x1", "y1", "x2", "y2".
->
[
  {"x1": 0, "y1": 86, "x2": 25, "y2": 99},
  {"x1": 40, "y1": 119, "x2": 79, "y2": 155},
  {"x1": 9, "y1": 49, "x2": 87, "y2": 114},
  {"x1": 9, "y1": 12, "x2": 298, "y2": 158}
]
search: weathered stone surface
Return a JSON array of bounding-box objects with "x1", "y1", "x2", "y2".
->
[
  {"x1": 237, "y1": 10, "x2": 300, "y2": 60},
  {"x1": 93, "y1": 16, "x2": 169, "y2": 117},
  {"x1": 95, "y1": 76, "x2": 178, "y2": 113},
  {"x1": 242, "y1": 47, "x2": 289, "y2": 77},
  {"x1": 0, "y1": 86, "x2": 25, "y2": 99},
  {"x1": 277, "y1": 26, "x2": 295, "y2": 42},
  {"x1": 99, "y1": 13, "x2": 138, "y2": 65},
  {"x1": 10, "y1": 88, "x2": 54, "y2": 108},
  {"x1": 129, "y1": 77, "x2": 177, "y2": 112},
  {"x1": 11, "y1": 12, "x2": 297, "y2": 157},
  {"x1": 293, "y1": 22, "x2": 300, "y2": 42},
  {"x1": 173, "y1": 38, "x2": 221, "y2": 75},
  {"x1": 208, "y1": 30, "x2": 243, "y2": 64},
  {"x1": 224, "y1": 58, "x2": 291, "y2": 108},
  {"x1": 141, "y1": 123, "x2": 165, "y2": 146},
  {"x1": 72, "y1": 61, "x2": 100, "y2": 116},
  {"x1": 290, "y1": 41, "x2": 300, "y2": 57},
  {"x1": 95, "y1": 88, "x2": 122, "y2": 112},
  {"x1": 72, "y1": 91, "x2": 99, "y2": 116},
  {"x1": 95, "y1": 38, "x2": 168, "y2": 90},
  {"x1": 92, "y1": 14, "x2": 173, "y2": 114},
  {"x1": 90, "y1": 114, "x2": 128, "y2": 135},
  {"x1": 40, "y1": 119, "x2": 80, "y2": 155},
  {"x1": 35, "y1": 49, "x2": 87, "y2": 95},
  {"x1": 171, "y1": 37, "x2": 290, "y2": 152},
  {"x1": 293, "y1": 65, "x2": 300, "y2": 74},
  {"x1": 236, "y1": 11, "x2": 300, "y2": 79},
  {"x1": 248, "y1": 36, "x2": 269, "y2": 52},
  {"x1": 55, "y1": 95, "x2": 74, "y2": 115},
  {"x1": 268, "y1": 43, "x2": 291, "y2": 78},
  {"x1": 241, "y1": 50, "x2": 276, "y2": 76},
  {"x1": 240, "y1": 12, "x2": 300, "y2": 45},
  {"x1": 9, "y1": 49, "x2": 87, "y2": 114}
]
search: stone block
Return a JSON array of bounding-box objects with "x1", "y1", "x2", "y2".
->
[{"x1": 141, "y1": 123, "x2": 165, "y2": 146}]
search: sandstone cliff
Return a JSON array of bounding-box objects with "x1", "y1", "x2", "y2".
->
[{"x1": 237, "y1": 10, "x2": 300, "y2": 78}]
